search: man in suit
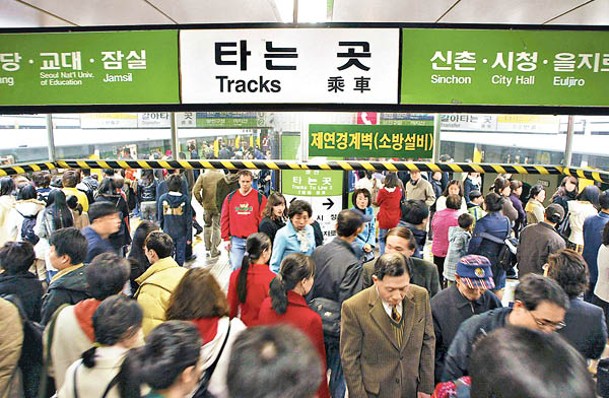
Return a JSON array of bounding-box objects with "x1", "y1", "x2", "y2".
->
[{"x1": 341, "y1": 252, "x2": 435, "y2": 398}]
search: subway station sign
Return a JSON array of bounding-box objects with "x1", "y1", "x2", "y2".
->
[
  {"x1": 180, "y1": 29, "x2": 399, "y2": 104},
  {"x1": 309, "y1": 124, "x2": 434, "y2": 158},
  {"x1": 0, "y1": 26, "x2": 608, "y2": 108},
  {"x1": 0, "y1": 30, "x2": 179, "y2": 105},
  {"x1": 400, "y1": 28, "x2": 609, "y2": 107}
]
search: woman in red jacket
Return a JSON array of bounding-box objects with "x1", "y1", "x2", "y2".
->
[
  {"x1": 258, "y1": 254, "x2": 330, "y2": 398},
  {"x1": 227, "y1": 232, "x2": 274, "y2": 326},
  {"x1": 376, "y1": 173, "x2": 403, "y2": 255}
]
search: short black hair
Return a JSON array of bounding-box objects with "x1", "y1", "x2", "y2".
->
[
  {"x1": 468, "y1": 190, "x2": 482, "y2": 201},
  {"x1": 458, "y1": 213, "x2": 475, "y2": 229},
  {"x1": 49, "y1": 227, "x2": 88, "y2": 265},
  {"x1": 32, "y1": 171, "x2": 51, "y2": 188},
  {"x1": 600, "y1": 191, "x2": 609, "y2": 211},
  {"x1": 470, "y1": 327, "x2": 595, "y2": 398},
  {"x1": 61, "y1": 170, "x2": 80, "y2": 188},
  {"x1": 227, "y1": 325, "x2": 322, "y2": 398},
  {"x1": 144, "y1": 231, "x2": 174, "y2": 259},
  {"x1": 92, "y1": 295, "x2": 142, "y2": 347},
  {"x1": 374, "y1": 252, "x2": 409, "y2": 280},
  {"x1": 336, "y1": 209, "x2": 364, "y2": 237},
  {"x1": 400, "y1": 199, "x2": 429, "y2": 225},
  {"x1": 529, "y1": 184, "x2": 545, "y2": 200},
  {"x1": 88, "y1": 201, "x2": 119, "y2": 223},
  {"x1": 484, "y1": 192, "x2": 505, "y2": 212},
  {"x1": 546, "y1": 249, "x2": 589, "y2": 299},
  {"x1": 446, "y1": 194, "x2": 461, "y2": 210},
  {"x1": 17, "y1": 184, "x2": 37, "y2": 200},
  {"x1": 86, "y1": 253, "x2": 131, "y2": 300},
  {"x1": 386, "y1": 226, "x2": 417, "y2": 251},
  {"x1": 167, "y1": 174, "x2": 182, "y2": 192},
  {"x1": 288, "y1": 200, "x2": 312, "y2": 219},
  {"x1": 514, "y1": 274, "x2": 570, "y2": 312},
  {"x1": 0, "y1": 241, "x2": 35, "y2": 274}
]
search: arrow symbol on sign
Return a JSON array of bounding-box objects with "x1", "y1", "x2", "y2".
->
[{"x1": 323, "y1": 198, "x2": 334, "y2": 210}]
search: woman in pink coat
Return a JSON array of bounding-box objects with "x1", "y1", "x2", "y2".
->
[{"x1": 431, "y1": 194, "x2": 461, "y2": 286}]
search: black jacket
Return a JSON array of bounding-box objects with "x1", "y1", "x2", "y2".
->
[
  {"x1": 259, "y1": 216, "x2": 286, "y2": 244},
  {"x1": 309, "y1": 238, "x2": 362, "y2": 307},
  {"x1": 558, "y1": 297, "x2": 608, "y2": 360},
  {"x1": 431, "y1": 285, "x2": 502, "y2": 382},
  {"x1": 0, "y1": 272, "x2": 43, "y2": 322},
  {"x1": 40, "y1": 265, "x2": 90, "y2": 325}
]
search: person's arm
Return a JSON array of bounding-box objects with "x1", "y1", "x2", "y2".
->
[
  {"x1": 226, "y1": 271, "x2": 240, "y2": 319},
  {"x1": 441, "y1": 319, "x2": 476, "y2": 381},
  {"x1": 533, "y1": 204, "x2": 545, "y2": 224},
  {"x1": 419, "y1": 291, "x2": 435, "y2": 395},
  {"x1": 339, "y1": 260, "x2": 363, "y2": 305},
  {"x1": 432, "y1": 305, "x2": 446, "y2": 384},
  {"x1": 592, "y1": 310, "x2": 609, "y2": 359},
  {"x1": 427, "y1": 263, "x2": 441, "y2": 298},
  {"x1": 425, "y1": 183, "x2": 436, "y2": 208},
  {"x1": 192, "y1": 174, "x2": 204, "y2": 204},
  {"x1": 468, "y1": 221, "x2": 485, "y2": 254},
  {"x1": 157, "y1": 196, "x2": 164, "y2": 228},
  {"x1": 269, "y1": 234, "x2": 286, "y2": 273},
  {"x1": 185, "y1": 196, "x2": 192, "y2": 241},
  {"x1": 40, "y1": 290, "x2": 69, "y2": 326},
  {"x1": 220, "y1": 195, "x2": 231, "y2": 241},
  {"x1": 340, "y1": 302, "x2": 368, "y2": 398},
  {"x1": 0, "y1": 300, "x2": 23, "y2": 389}
]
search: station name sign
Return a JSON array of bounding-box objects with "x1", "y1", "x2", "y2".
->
[{"x1": 0, "y1": 26, "x2": 607, "y2": 108}]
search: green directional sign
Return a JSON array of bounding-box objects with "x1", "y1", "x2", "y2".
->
[
  {"x1": 0, "y1": 30, "x2": 179, "y2": 105},
  {"x1": 401, "y1": 28, "x2": 609, "y2": 107}
]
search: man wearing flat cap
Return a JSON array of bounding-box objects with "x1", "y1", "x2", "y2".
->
[{"x1": 431, "y1": 255, "x2": 502, "y2": 383}]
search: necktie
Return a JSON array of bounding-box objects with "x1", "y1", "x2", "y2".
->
[{"x1": 392, "y1": 305, "x2": 401, "y2": 323}]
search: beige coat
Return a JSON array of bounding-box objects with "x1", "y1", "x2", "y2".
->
[
  {"x1": 0, "y1": 298, "x2": 23, "y2": 398},
  {"x1": 405, "y1": 179, "x2": 436, "y2": 208},
  {"x1": 341, "y1": 285, "x2": 435, "y2": 398}
]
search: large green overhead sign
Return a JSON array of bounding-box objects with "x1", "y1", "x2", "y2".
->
[
  {"x1": 309, "y1": 124, "x2": 433, "y2": 158},
  {"x1": 400, "y1": 28, "x2": 609, "y2": 107},
  {"x1": 0, "y1": 30, "x2": 179, "y2": 105}
]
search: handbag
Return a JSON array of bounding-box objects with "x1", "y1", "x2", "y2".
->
[
  {"x1": 309, "y1": 297, "x2": 341, "y2": 337},
  {"x1": 192, "y1": 322, "x2": 232, "y2": 398}
]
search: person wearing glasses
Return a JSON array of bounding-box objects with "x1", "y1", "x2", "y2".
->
[
  {"x1": 545, "y1": 249, "x2": 608, "y2": 360},
  {"x1": 441, "y1": 273, "x2": 569, "y2": 382}
]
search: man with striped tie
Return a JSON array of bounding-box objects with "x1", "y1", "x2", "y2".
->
[{"x1": 340, "y1": 252, "x2": 435, "y2": 398}]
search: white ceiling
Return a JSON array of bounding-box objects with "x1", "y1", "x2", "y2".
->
[{"x1": 1, "y1": 0, "x2": 608, "y2": 27}]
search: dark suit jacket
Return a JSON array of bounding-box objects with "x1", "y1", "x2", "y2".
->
[
  {"x1": 558, "y1": 297, "x2": 608, "y2": 360},
  {"x1": 341, "y1": 285, "x2": 435, "y2": 397}
]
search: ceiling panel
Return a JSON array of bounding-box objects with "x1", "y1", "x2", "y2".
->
[
  {"x1": 19, "y1": 0, "x2": 173, "y2": 26},
  {"x1": 440, "y1": 0, "x2": 590, "y2": 24},
  {"x1": 547, "y1": 0, "x2": 609, "y2": 24},
  {"x1": 332, "y1": 0, "x2": 458, "y2": 22},
  {"x1": 0, "y1": 0, "x2": 72, "y2": 27},
  {"x1": 147, "y1": 0, "x2": 281, "y2": 23}
]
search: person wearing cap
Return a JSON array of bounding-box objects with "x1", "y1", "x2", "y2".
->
[
  {"x1": 442, "y1": 273, "x2": 569, "y2": 382},
  {"x1": 517, "y1": 203, "x2": 566, "y2": 277},
  {"x1": 309, "y1": 209, "x2": 367, "y2": 398},
  {"x1": 431, "y1": 255, "x2": 502, "y2": 383},
  {"x1": 341, "y1": 252, "x2": 435, "y2": 398}
]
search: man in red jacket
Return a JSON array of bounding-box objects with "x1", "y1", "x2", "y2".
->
[{"x1": 221, "y1": 170, "x2": 267, "y2": 270}]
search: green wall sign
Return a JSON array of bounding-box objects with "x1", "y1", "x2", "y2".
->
[
  {"x1": 0, "y1": 30, "x2": 179, "y2": 105},
  {"x1": 400, "y1": 28, "x2": 609, "y2": 107},
  {"x1": 309, "y1": 124, "x2": 433, "y2": 158}
]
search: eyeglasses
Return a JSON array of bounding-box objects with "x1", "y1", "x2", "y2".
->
[{"x1": 528, "y1": 310, "x2": 566, "y2": 330}]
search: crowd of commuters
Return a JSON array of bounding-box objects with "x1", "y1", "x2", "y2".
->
[{"x1": 0, "y1": 164, "x2": 608, "y2": 398}]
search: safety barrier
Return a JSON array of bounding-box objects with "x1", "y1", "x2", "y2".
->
[{"x1": 2, "y1": 159, "x2": 608, "y2": 184}]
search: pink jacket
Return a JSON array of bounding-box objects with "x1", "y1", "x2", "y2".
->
[{"x1": 431, "y1": 208, "x2": 460, "y2": 257}]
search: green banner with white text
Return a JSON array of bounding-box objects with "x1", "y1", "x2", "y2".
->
[
  {"x1": 309, "y1": 124, "x2": 433, "y2": 158},
  {"x1": 400, "y1": 28, "x2": 609, "y2": 107},
  {"x1": 0, "y1": 30, "x2": 179, "y2": 105}
]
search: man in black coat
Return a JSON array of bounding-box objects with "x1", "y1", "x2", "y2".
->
[
  {"x1": 431, "y1": 255, "x2": 502, "y2": 383},
  {"x1": 546, "y1": 249, "x2": 608, "y2": 360}
]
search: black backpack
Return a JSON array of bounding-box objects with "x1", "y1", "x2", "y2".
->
[{"x1": 18, "y1": 212, "x2": 40, "y2": 245}]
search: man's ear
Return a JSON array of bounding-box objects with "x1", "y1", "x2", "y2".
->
[{"x1": 372, "y1": 275, "x2": 379, "y2": 285}]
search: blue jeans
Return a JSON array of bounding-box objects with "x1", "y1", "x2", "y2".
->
[
  {"x1": 378, "y1": 228, "x2": 388, "y2": 256},
  {"x1": 174, "y1": 235, "x2": 187, "y2": 266},
  {"x1": 325, "y1": 336, "x2": 345, "y2": 398},
  {"x1": 230, "y1": 237, "x2": 247, "y2": 270}
]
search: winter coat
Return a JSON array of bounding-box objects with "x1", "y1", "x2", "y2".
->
[
  {"x1": 135, "y1": 257, "x2": 187, "y2": 336},
  {"x1": 157, "y1": 192, "x2": 192, "y2": 239},
  {"x1": 376, "y1": 187, "x2": 402, "y2": 230},
  {"x1": 568, "y1": 200, "x2": 598, "y2": 246},
  {"x1": 431, "y1": 208, "x2": 460, "y2": 257},
  {"x1": 41, "y1": 265, "x2": 89, "y2": 326},
  {"x1": 468, "y1": 212, "x2": 511, "y2": 287},
  {"x1": 0, "y1": 298, "x2": 23, "y2": 398},
  {"x1": 193, "y1": 170, "x2": 224, "y2": 212},
  {"x1": 0, "y1": 272, "x2": 43, "y2": 322},
  {"x1": 0, "y1": 195, "x2": 16, "y2": 246},
  {"x1": 524, "y1": 199, "x2": 545, "y2": 225},
  {"x1": 444, "y1": 227, "x2": 472, "y2": 282},
  {"x1": 258, "y1": 216, "x2": 286, "y2": 244}
]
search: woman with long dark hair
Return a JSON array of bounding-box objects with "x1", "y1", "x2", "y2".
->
[
  {"x1": 259, "y1": 193, "x2": 287, "y2": 243},
  {"x1": 376, "y1": 172, "x2": 403, "y2": 255},
  {"x1": 59, "y1": 295, "x2": 143, "y2": 398},
  {"x1": 118, "y1": 321, "x2": 202, "y2": 398},
  {"x1": 258, "y1": 253, "x2": 330, "y2": 398},
  {"x1": 552, "y1": 175, "x2": 579, "y2": 215},
  {"x1": 37, "y1": 189, "x2": 74, "y2": 281},
  {"x1": 227, "y1": 232, "x2": 274, "y2": 326},
  {"x1": 166, "y1": 268, "x2": 246, "y2": 398}
]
